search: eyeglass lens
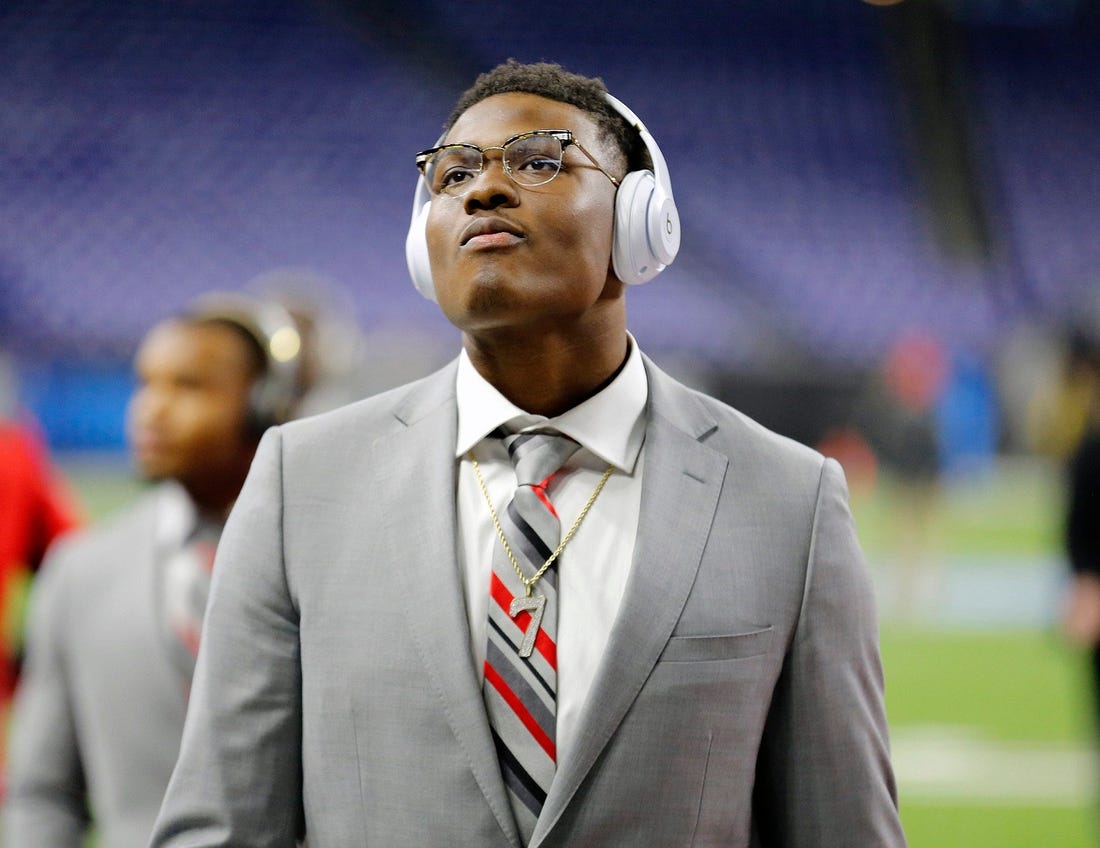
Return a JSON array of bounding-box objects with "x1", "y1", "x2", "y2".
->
[{"x1": 424, "y1": 133, "x2": 565, "y2": 195}]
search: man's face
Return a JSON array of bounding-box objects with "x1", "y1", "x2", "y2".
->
[
  {"x1": 126, "y1": 321, "x2": 257, "y2": 486},
  {"x1": 425, "y1": 92, "x2": 623, "y2": 334}
]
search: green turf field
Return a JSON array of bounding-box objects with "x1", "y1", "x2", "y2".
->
[
  {"x1": 854, "y1": 460, "x2": 1098, "y2": 847},
  {"x1": 16, "y1": 453, "x2": 1097, "y2": 847},
  {"x1": 882, "y1": 626, "x2": 1097, "y2": 847}
]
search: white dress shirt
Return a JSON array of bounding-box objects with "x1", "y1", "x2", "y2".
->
[
  {"x1": 154, "y1": 482, "x2": 224, "y2": 680},
  {"x1": 455, "y1": 336, "x2": 648, "y2": 767}
]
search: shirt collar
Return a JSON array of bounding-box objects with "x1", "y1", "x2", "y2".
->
[
  {"x1": 455, "y1": 333, "x2": 648, "y2": 473},
  {"x1": 155, "y1": 481, "x2": 200, "y2": 549},
  {"x1": 154, "y1": 480, "x2": 226, "y2": 548}
]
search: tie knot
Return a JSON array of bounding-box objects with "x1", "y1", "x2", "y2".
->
[{"x1": 500, "y1": 429, "x2": 581, "y2": 488}]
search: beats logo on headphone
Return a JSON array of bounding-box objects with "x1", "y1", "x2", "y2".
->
[{"x1": 405, "y1": 91, "x2": 680, "y2": 301}]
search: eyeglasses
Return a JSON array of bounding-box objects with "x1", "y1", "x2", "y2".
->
[{"x1": 415, "y1": 129, "x2": 620, "y2": 197}]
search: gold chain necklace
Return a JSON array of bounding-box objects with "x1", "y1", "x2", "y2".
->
[{"x1": 469, "y1": 450, "x2": 614, "y2": 599}]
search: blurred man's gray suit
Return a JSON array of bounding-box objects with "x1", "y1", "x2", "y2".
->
[{"x1": 4, "y1": 486, "x2": 192, "y2": 848}]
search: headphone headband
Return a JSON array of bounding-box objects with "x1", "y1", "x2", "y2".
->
[
  {"x1": 405, "y1": 89, "x2": 680, "y2": 300},
  {"x1": 601, "y1": 93, "x2": 675, "y2": 205}
]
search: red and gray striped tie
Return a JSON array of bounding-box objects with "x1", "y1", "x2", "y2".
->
[{"x1": 483, "y1": 429, "x2": 580, "y2": 844}]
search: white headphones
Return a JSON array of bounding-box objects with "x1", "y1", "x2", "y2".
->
[{"x1": 404, "y1": 91, "x2": 680, "y2": 301}]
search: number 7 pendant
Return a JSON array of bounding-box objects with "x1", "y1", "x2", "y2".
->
[{"x1": 509, "y1": 594, "x2": 546, "y2": 658}]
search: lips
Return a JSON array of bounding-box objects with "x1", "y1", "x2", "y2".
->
[{"x1": 460, "y1": 216, "x2": 525, "y2": 247}]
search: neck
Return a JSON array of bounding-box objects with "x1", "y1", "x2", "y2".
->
[
  {"x1": 464, "y1": 327, "x2": 630, "y2": 418},
  {"x1": 180, "y1": 463, "x2": 253, "y2": 524}
]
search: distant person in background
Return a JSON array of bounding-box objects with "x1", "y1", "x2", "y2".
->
[
  {"x1": 857, "y1": 331, "x2": 949, "y2": 618},
  {"x1": 0, "y1": 351, "x2": 84, "y2": 788},
  {"x1": 1060, "y1": 330, "x2": 1100, "y2": 727},
  {"x1": 2, "y1": 295, "x2": 304, "y2": 848},
  {"x1": 1025, "y1": 324, "x2": 1100, "y2": 462}
]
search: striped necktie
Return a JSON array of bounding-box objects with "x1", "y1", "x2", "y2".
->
[{"x1": 483, "y1": 429, "x2": 580, "y2": 844}]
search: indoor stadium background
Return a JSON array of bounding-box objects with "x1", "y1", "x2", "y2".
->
[{"x1": 2, "y1": 1, "x2": 1099, "y2": 845}]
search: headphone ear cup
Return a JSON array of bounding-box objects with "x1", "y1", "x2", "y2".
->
[
  {"x1": 246, "y1": 376, "x2": 283, "y2": 438},
  {"x1": 404, "y1": 199, "x2": 436, "y2": 301},
  {"x1": 612, "y1": 170, "x2": 657, "y2": 285},
  {"x1": 611, "y1": 168, "x2": 681, "y2": 286},
  {"x1": 647, "y1": 183, "x2": 681, "y2": 268},
  {"x1": 245, "y1": 382, "x2": 268, "y2": 439}
]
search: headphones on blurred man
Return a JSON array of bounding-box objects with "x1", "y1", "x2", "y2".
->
[
  {"x1": 186, "y1": 292, "x2": 304, "y2": 437},
  {"x1": 405, "y1": 92, "x2": 680, "y2": 301}
]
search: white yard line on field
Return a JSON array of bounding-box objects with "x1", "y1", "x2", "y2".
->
[{"x1": 891, "y1": 725, "x2": 1096, "y2": 807}]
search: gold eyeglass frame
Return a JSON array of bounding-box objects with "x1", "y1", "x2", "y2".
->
[{"x1": 415, "y1": 129, "x2": 620, "y2": 196}]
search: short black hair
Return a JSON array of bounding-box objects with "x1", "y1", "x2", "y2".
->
[{"x1": 444, "y1": 60, "x2": 650, "y2": 173}]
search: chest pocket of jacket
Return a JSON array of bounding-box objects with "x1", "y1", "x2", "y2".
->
[{"x1": 658, "y1": 625, "x2": 774, "y2": 663}]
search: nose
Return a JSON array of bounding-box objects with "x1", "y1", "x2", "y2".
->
[
  {"x1": 130, "y1": 385, "x2": 168, "y2": 429},
  {"x1": 462, "y1": 153, "x2": 519, "y2": 213}
]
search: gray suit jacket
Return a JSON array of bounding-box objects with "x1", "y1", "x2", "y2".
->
[
  {"x1": 151, "y1": 356, "x2": 905, "y2": 847},
  {"x1": 4, "y1": 484, "x2": 192, "y2": 848}
]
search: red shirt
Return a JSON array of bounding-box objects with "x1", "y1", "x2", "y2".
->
[{"x1": 0, "y1": 419, "x2": 83, "y2": 698}]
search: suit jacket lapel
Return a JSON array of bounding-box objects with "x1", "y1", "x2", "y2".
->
[
  {"x1": 378, "y1": 362, "x2": 521, "y2": 848},
  {"x1": 533, "y1": 359, "x2": 729, "y2": 845}
]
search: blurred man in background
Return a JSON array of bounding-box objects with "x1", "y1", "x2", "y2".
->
[
  {"x1": 2, "y1": 295, "x2": 303, "y2": 847},
  {"x1": 856, "y1": 331, "x2": 949, "y2": 618}
]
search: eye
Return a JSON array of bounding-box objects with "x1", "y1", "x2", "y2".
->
[
  {"x1": 429, "y1": 146, "x2": 481, "y2": 193},
  {"x1": 436, "y1": 165, "x2": 478, "y2": 191},
  {"x1": 507, "y1": 136, "x2": 563, "y2": 182},
  {"x1": 511, "y1": 150, "x2": 560, "y2": 172},
  {"x1": 516, "y1": 156, "x2": 559, "y2": 173}
]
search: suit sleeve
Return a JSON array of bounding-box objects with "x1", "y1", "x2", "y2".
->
[
  {"x1": 2, "y1": 544, "x2": 91, "y2": 847},
  {"x1": 753, "y1": 458, "x2": 906, "y2": 847},
  {"x1": 150, "y1": 428, "x2": 305, "y2": 847}
]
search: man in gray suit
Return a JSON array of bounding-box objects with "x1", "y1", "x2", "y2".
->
[
  {"x1": 3, "y1": 296, "x2": 304, "y2": 847},
  {"x1": 152, "y1": 61, "x2": 906, "y2": 847}
]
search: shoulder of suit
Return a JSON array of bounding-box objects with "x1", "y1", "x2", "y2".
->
[
  {"x1": 682, "y1": 388, "x2": 842, "y2": 516},
  {"x1": 702, "y1": 390, "x2": 822, "y2": 465},
  {"x1": 38, "y1": 486, "x2": 161, "y2": 584},
  {"x1": 644, "y1": 356, "x2": 825, "y2": 473}
]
